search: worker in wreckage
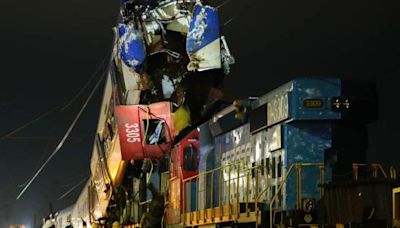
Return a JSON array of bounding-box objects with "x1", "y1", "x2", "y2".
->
[{"x1": 114, "y1": 0, "x2": 234, "y2": 160}]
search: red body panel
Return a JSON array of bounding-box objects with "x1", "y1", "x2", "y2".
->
[
  {"x1": 167, "y1": 129, "x2": 200, "y2": 224},
  {"x1": 115, "y1": 102, "x2": 174, "y2": 160},
  {"x1": 176, "y1": 130, "x2": 199, "y2": 180}
]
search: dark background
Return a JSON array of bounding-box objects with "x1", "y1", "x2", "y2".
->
[{"x1": 0, "y1": 0, "x2": 399, "y2": 226}]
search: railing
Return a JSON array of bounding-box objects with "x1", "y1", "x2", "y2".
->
[
  {"x1": 181, "y1": 161, "x2": 325, "y2": 227},
  {"x1": 266, "y1": 163, "x2": 325, "y2": 228},
  {"x1": 174, "y1": 162, "x2": 398, "y2": 227},
  {"x1": 352, "y1": 163, "x2": 398, "y2": 181},
  {"x1": 182, "y1": 160, "x2": 266, "y2": 226}
]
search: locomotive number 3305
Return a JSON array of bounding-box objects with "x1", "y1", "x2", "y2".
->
[{"x1": 125, "y1": 123, "x2": 141, "y2": 143}]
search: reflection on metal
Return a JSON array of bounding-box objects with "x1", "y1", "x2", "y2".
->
[
  {"x1": 267, "y1": 93, "x2": 289, "y2": 126},
  {"x1": 268, "y1": 124, "x2": 281, "y2": 152}
]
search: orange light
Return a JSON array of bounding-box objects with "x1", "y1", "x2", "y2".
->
[
  {"x1": 9, "y1": 225, "x2": 25, "y2": 228},
  {"x1": 107, "y1": 133, "x2": 127, "y2": 186}
]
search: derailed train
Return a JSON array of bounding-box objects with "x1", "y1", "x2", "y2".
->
[{"x1": 47, "y1": 1, "x2": 399, "y2": 228}]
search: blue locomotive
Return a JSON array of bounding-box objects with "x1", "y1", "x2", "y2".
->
[{"x1": 169, "y1": 78, "x2": 381, "y2": 227}]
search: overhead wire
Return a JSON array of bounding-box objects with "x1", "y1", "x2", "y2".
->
[
  {"x1": 57, "y1": 175, "x2": 90, "y2": 200},
  {"x1": 216, "y1": 0, "x2": 232, "y2": 9},
  {"x1": 0, "y1": 105, "x2": 62, "y2": 141},
  {"x1": 59, "y1": 173, "x2": 89, "y2": 188},
  {"x1": 17, "y1": 139, "x2": 55, "y2": 188},
  {"x1": 221, "y1": 0, "x2": 257, "y2": 27},
  {"x1": 0, "y1": 51, "x2": 110, "y2": 142},
  {"x1": 16, "y1": 61, "x2": 109, "y2": 200},
  {"x1": 60, "y1": 52, "x2": 110, "y2": 111}
]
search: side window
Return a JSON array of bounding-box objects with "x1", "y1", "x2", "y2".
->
[
  {"x1": 143, "y1": 119, "x2": 166, "y2": 145},
  {"x1": 183, "y1": 144, "x2": 198, "y2": 171}
]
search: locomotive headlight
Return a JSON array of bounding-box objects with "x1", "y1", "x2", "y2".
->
[
  {"x1": 343, "y1": 99, "x2": 351, "y2": 109},
  {"x1": 302, "y1": 198, "x2": 316, "y2": 213},
  {"x1": 331, "y1": 97, "x2": 351, "y2": 110},
  {"x1": 331, "y1": 97, "x2": 342, "y2": 110}
]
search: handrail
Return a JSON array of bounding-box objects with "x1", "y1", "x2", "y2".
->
[
  {"x1": 390, "y1": 166, "x2": 398, "y2": 180},
  {"x1": 182, "y1": 160, "x2": 245, "y2": 182},
  {"x1": 352, "y1": 163, "x2": 388, "y2": 180},
  {"x1": 268, "y1": 162, "x2": 324, "y2": 228},
  {"x1": 181, "y1": 160, "x2": 257, "y2": 226},
  {"x1": 180, "y1": 161, "x2": 392, "y2": 227},
  {"x1": 377, "y1": 164, "x2": 388, "y2": 179},
  {"x1": 181, "y1": 160, "x2": 245, "y2": 225},
  {"x1": 181, "y1": 161, "x2": 324, "y2": 227}
]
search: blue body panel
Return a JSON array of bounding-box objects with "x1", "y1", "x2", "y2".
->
[
  {"x1": 186, "y1": 4, "x2": 220, "y2": 54},
  {"x1": 283, "y1": 123, "x2": 332, "y2": 210},
  {"x1": 274, "y1": 79, "x2": 340, "y2": 210},
  {"x1": 290, "y1": 79, "x2": 341, "y2": 120},
  {"x1": 251, "y1": 78, "x2": 342, "y2": 210},
  {"x1": 253, "y1": 78, "x2": 342, "y2": 126},
  {"x1": 118, "y1": 23, "x2": 146, "y2": 69}
]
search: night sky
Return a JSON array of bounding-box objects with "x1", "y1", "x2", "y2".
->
[{"x1": 1, "y1": 0, "x2": 400, "y2": 226}]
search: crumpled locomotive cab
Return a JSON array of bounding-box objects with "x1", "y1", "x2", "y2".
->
[
  {"x1": 115, "y1": 102, "x2": 175, "y2": 160},
  {"x1": 115, "y1": 0, "x2": 234, "y2": 127}
]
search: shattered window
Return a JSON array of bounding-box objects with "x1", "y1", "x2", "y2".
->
[{"x1": 142, "y1": 119, "x2": 167, "y2": 145}]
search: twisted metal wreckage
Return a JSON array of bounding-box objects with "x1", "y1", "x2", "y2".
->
[
  {"x1": 43, "y1": 0, "x2": 236, "y2": 227},
  {"x1": 112, "y1": 0, "x2": 237, "y2": 224},
  {"x1": 116, "y1": 0, "x2": 234, "y2": 111}
]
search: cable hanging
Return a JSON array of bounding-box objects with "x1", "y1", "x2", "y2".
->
[
  {"x1": 16, "y1": 68, "x2": 108, "y2": 200},
  {"x1": 57, "y1": 175, "x2": 90, "y2": 200},
  {"x1": 0, "y1": 50, "x2": 110, "y2": 142},
  {"x1": 0, "y1": 105, "x2": 62, "y2": 141}
]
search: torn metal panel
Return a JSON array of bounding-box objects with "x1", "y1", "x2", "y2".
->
[
  {"x1": 115, "y1": 102, "x2": 175, "y2": 160},
  {"x1": 221, "y1": 36, "x2": 235, "y2": 74},
  {"x1": 115, "y1": 0, "x2": 234, "y2": 132},
  {"x1": 118, "y1": 23, "x2": 146, "y2": 69},
  {"x1": 186, "y1": 4, "x2": 221, "y2": 71}
]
